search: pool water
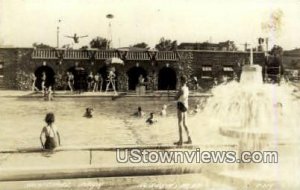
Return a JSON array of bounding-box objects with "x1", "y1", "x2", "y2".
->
[{"x1": 0, "y1": 96, "x2": 222, "y2": 149}]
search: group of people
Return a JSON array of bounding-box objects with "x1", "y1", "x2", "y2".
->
[
  {"x1": 31, "y1": 72, "x2": 54, "y2": 101},
  {"x1": 87, "y1": 72, "x2": 104, "y2": 92},
  {"x1": 30, "y1": 71, "x2": 109, "y2": 94},
  {"x1": 67, "y1": 71, "x2": 104, "y2": 93},
  {"x1": 133, "y1": 106, "x2": 164, "y2": 125},
  {"x1": 39, "y1": 76, "x2": 200, "y2": 150},
  {"x1": 133, "y1": 76, "x2": 200, "y2": 145}
]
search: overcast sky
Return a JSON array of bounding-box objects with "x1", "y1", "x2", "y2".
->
[{"x1": 0, "y1": 0, "x2": 299, "y2": 50}]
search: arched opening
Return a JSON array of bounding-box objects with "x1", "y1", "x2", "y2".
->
[
  {"x1": 67, "y1": 66, "x2": 87, "y2": 91},
  {"x1": 158, "y1": 67, "x2": 177, "y2": 90},
  {"x1": 98, "y1": 66, "x2": 108, "y2": 90},
  {"x1": 34, "y1": 66, "x2": 55, "y2": 90},
  {"x1": 127, "y1": 67, "x2": 147, "y2": 90},
  {"x1": 97, "y1": 66, "x2": 120, "y2": 91}
]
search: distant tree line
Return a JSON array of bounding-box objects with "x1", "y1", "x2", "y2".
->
[{"x1": 32, "y1": 37, "x2": 178, "y2": 51}]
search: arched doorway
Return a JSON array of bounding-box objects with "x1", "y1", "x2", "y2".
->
[
  {"x1": 98, "y1": 66, "x2": 108, "y2": 90},
  {"x1": 67, "y1": 66, "x2": 87, "y2": 91},
  {"x1": 97, "y1": 66, "x2": 119, "y2": 91},
  {"x1": 127, "y1": 67, "x2": 147, "y2": 90},
  {"x1": 34, "y1": 66, "x2": 55, "y2": 90},
  {"x1": 158, "y1": 67, "x2": 177, "y2": 90}
]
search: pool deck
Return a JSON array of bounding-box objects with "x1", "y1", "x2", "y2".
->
[{"x1": 0, "y1": 90, "x2": 212, "y2": 98}]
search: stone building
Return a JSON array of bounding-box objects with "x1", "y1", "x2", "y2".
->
[{"x1": 0, "y1": 48, "x2": 265, "y2": 91}]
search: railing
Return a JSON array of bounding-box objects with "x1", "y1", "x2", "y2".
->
[
  {"x1": 126, "y1": 51, "x2": 150, "y2": 60},
  {"x1": 32, "y1": 49, "x2": 57, "y2": 59},
  {"x1": 94, "y1": 50, "x2": 119, "y2": 59},
  {"x1": 32, "y1": 49, "x2": 258, "y2": 61},
  {"x1": 156, "y1": 51, "x2": 178, "y2": 61},
  {"x1": 63, "y1": 50, "x2": 90, "y2": 59}
]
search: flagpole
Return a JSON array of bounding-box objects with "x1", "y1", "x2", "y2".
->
[{"x1": 57, "y1": 19, "x2": 61, "y2": 48}]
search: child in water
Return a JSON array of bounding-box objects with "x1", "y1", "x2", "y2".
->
[
  {"x1": 134, "y1": 106, "x2": 145, "y2": 117},
  {"x1": 160, "y1": 104, "x2": 167, "y2": 117},
  {"x1": 193, "y1": 104, "x2": 201, "y2": 114},
  {"x1": 146, "y1": 112, "x2": 157, "y2": 125},
  {"x1": 44, "y1": 86, "x2": 54, "y2": 101},
  {"x1": 84, "y1": 107, "x2": 94, "y2": 118},
  {"x1": 40, "y1": 112, "x2": 61, "y2": 150}
]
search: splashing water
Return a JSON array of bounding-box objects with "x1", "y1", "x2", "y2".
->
[{"x1": 196, "y1": 64, "x2": 300, "y2": 150}]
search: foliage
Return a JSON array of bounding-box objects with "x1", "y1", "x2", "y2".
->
[
  {"x1": 16, "y1": 71, "x2": 32, "y2": 90},
  {"x1": 32, "y1": 43, "x2": 53, "y2": 49},
  {"x1": 177, "y1": 51, "x2": 194, "y2": 87},
  {"x1": 131, "y1": 42, "x2": 149, "y2": 49},
  {"x1": 90, "y1": 37, "x2": 110, "y2": 49},
  {"x1": 270, "y1": 45, "x2": 283, "y2": 56},
  {"x1": 80, "y1": 46, "x2": 89, "y2": 50},
  {"x1": 267, "y1": 45, "x2": 283, "y2": 67},
  {"x1": 54, "y1": 73, "x2": 66, "y2": 90},
  {"x1": 117, "y1": 72, "x2": 128, "y2": 91},
  {"x1": 62, "y1": 44, "x2": 72, "y2": 49},
  {"x1": 155, "y1": 38, "x2": 177, "y2": 51}
]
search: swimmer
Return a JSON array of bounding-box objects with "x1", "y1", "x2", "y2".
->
[
  {"x1": 134, "y1": 106, "x2": 145, "y2": 117},
  {"x1": 44, "y1": 86, "x2": 54, "y2": 101},
  {"x1": 193, "y1": 104, "x2": 201, "y2": 114},
  {"x1": 160, "y1": 105, "x2": 167, "y2": 117},
  {"x1": 84, "y1": 107, "x2": 94, "y2": 118},
  {"x1": 146, "y1": 112, "x2": 157, "y2": 125}
]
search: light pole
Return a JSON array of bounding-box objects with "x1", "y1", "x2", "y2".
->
[
  {"x1": 106, "y1": 14, "x2": 114, "y2": 49},
  {"x1": 57, "y1": 19, "x2": 61, "y2": 48}
]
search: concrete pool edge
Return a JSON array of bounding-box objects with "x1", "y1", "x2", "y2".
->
[
  {"x1": 0, "y1": 144, "x2": 237, "y2": 154},
  {"x1": 0, "y1": 164, "x2": 204, "y2": 181},
  {"x1": 0, "y1": 90, "x2": 212, "y2": 98}
]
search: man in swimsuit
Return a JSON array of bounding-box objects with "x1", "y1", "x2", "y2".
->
[{"x1": 174, "y1": 76, "x2": 192, "y2": 145}]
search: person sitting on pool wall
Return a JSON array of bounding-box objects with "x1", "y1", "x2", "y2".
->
[
  {"x1": 40, "y1": 112, "x2": 61, "y2": 150},
  {"x1": 174, "y1": 76, "x2": 192, "y2": 145}
]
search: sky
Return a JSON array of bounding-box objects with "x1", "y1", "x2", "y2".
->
[{"x1": 0, "y1": 0, "x2": 300, "y2": 50}]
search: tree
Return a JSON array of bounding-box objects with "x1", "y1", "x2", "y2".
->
[
  {"x1": 90, "y1": 37, "x2": 109, "y2": 49},
  {"x1": 131, "y1": 42, "x2": 149, "y2": 49},
  {"x1": 32, "y1": 43, "x2": 53, "y2": 49},
  {"x1": 62, "y1": 44, "x2": 72, "y2": 49},
  {"x1": 155, "y1": 38, "x2": 177, "y2": 51},
  {"x1": 80, "y1": 46, "x2": 89, "y2": 50},
  {"x1": 270, "y1": 45, "x2": 283, "y2": 57},
  {"x1": 177, "y1": 51, "x2": 194, "y2": 86},
  {"x1": 265, "y1": 45, "x2": 284, "y2": 80}
]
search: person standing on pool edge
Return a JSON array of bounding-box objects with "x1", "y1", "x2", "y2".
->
[{"x1": 174, "y1": 76, "x2": 192, "y2": 146}]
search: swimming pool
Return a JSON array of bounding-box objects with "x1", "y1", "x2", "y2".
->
[{"x1": 0, "y1": 96, "x2": 219, "y2": 149}]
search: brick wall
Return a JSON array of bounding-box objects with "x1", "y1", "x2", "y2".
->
[{"x1": 0, "y1": 48, "x2": 265, "y2": 90}]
